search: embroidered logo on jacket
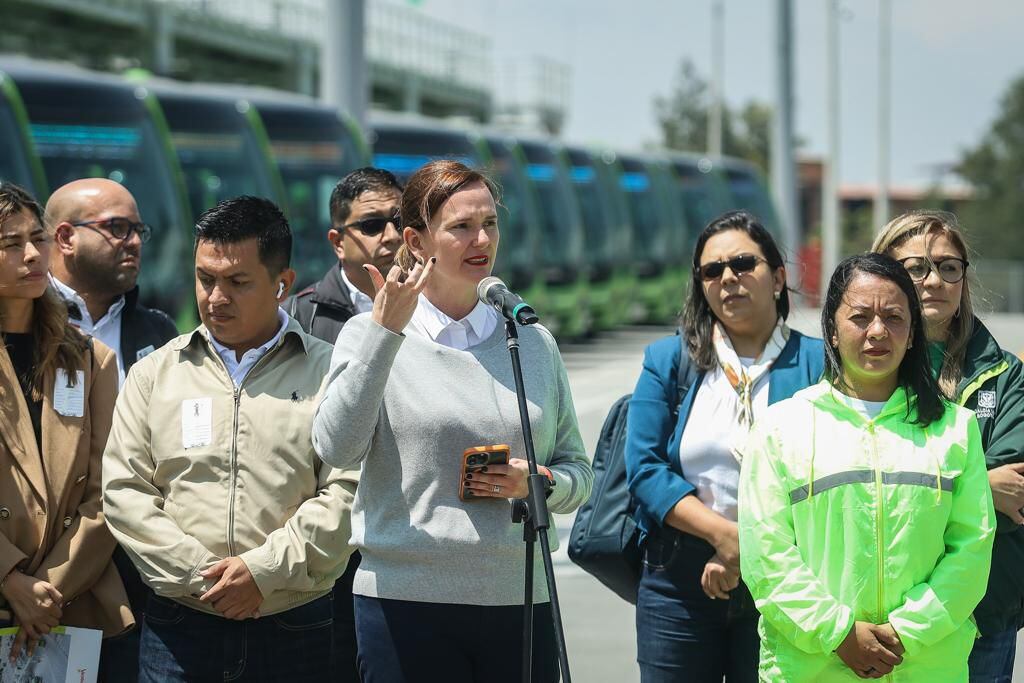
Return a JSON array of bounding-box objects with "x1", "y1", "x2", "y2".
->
[{"x1": 976, "y1": 390, "x2": 997, "y2": 419}]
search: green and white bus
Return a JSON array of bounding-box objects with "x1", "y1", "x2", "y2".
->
[{"x1": 0, "y1": 57, "x2": 191, "y2": 316}]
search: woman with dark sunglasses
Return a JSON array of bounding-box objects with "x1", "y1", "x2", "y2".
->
[
  {"x1": 873, "y1": 210, "x2": 1024, "y2": 682},
  {"x1": 624, "y1": 210, "x2": 824, "y2": 682}
]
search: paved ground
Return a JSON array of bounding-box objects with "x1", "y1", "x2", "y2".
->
[{"x1": 553, "y1": 311, "x2": 1024, "y2": 682}]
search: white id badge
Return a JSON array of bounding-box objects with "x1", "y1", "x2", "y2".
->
[
  {"x1": 181, "y1": 398, "x2": 213, "y2": 449},
  {"x1": 54, "y1": 370, "x2": 86, "y2": 417}
]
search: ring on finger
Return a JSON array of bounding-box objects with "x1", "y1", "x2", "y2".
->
[{"x1": 492, "y1": 485, "x2": 501, "y2": 493}]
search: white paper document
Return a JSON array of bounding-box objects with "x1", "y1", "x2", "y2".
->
[
  {"x1": 53, "y1": 370, "x2": 85, "y2": 418},
  {"x1": 0, "y1": 625, "x2": 101, "y2": 683},
  {"x1": 181, "y1": 397, "x2": 213, "y2": 449}
]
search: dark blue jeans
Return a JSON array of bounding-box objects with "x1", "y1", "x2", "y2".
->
[
  {"x1": 354, "y1": 595, "x2": 558, "y2": 683},
  {"x1": 969, "y1": 626, "x2": 1017, "y2": 683},
  {"x1": 98, "y1": 547, "x2": 147, "y2": 682},
  {"x1": 139, "y1": 592, "x2": 333, "y2": 682},
  {"x1": 636, "y1": 530, "x2": 759, "y2": 683},
  {"x1": 332, "y1": 551, "x2": 360, "y2": 681}
]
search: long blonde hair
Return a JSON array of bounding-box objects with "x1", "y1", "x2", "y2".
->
[
  {"x1": 871, "y1": 210, "x2": 974, "y2": 398},
  {"x1": 0, "y1": 183, "x2": 88, "y2": 392},
  {"x1": 395, "y1": 160, "x2": 499, "y2": 271}
]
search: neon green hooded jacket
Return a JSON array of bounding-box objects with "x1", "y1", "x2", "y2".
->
[{"x1": 738, "y1": 381, "x2": 995, "y2": 682}]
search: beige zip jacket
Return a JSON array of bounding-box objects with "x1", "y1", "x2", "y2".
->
[{"x1": 102, "y1": 319, "x2": 357, "y2": 616}]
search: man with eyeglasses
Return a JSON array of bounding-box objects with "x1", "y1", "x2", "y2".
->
[
  {"x1": 45, "y1": 178, "x2": 178, "y2": 682},
  {"x1": 285, "y1": 167, "x2": 403, "y2": 344},
  {"x1": 46, "y1": 178, "x2": 178, "y2": 387}
]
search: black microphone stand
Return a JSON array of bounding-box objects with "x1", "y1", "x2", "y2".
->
[{"x1": 503, "y1": 319, "x2": 572, "y2": 683}]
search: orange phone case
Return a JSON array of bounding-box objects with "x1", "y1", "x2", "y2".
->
[{"x1": 459, "y1": 444, "x2": 511, "y2": 501}]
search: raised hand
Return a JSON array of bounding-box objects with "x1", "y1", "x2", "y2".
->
[{"x1": 365, "y1": 257, "x2": 436, "y2": 334}]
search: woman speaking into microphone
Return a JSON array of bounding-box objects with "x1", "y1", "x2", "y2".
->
[{"x1": 312, "y1": 160, "x2": 593, "y2": 683}]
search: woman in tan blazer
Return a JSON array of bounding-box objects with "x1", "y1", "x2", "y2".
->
[{"x1": 0, "y1": 182, "x2": 132, "y2": 658}]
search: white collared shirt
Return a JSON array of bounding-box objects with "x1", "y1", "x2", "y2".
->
[
  {"x1": 340, "y1": 266, "x2": 374, "y2": 315},
  {"x1": 208, "y1": 308, "x2": 290, "y2": 386},
  {"x1": 50, "y1": 275, "x2": 127, "y2": 386},
  {"x1": 677, "y1": 357, "x2": 769, "y2": 522},
  {"x1": 406, "y1": 295, "x2": 498, "y2": 351}
]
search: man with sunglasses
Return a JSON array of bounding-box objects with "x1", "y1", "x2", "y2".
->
[
  {"x1": 45, "y1": 178, "x2": 178, "y2": 683},
  {"x1": 283, "y1": 167, "x2": 401, "y2": 680},
  {"x1": 286, "y1": 167, "x2": 403, "y2": 344}
]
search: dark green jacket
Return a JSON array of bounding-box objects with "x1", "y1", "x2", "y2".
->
[{"x1": 953, "y1": 319, "x2": 1024, "y2": 635}]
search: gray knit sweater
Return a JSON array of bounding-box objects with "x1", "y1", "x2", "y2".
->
[{"x1": 311, "y1": 313, "x2": 592, "y2": 605}]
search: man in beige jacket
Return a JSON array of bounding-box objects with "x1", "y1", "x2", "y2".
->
[{"x1": 103, "y1": 196, "x2": 357, "y2": 682}]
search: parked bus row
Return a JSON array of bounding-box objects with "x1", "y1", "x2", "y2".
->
[{"x1": 0, "y1": 55, "x2": 781, "y2": 337}]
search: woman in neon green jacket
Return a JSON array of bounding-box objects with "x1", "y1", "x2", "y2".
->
[{"x1": 738, "y1": 252, "x2": 995, "y2": 681}]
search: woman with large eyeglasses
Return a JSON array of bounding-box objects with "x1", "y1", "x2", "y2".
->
[
  {"x1": 873, "y1": 210, "x2": 1024, "y2": 681},
  {"x1": 624, "y1": 211, "x2": 824, "y2": 682}
]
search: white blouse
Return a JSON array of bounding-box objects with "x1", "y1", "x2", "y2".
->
[{"x1": 677, "y1": 357, "x2": 768, "y2": 522}]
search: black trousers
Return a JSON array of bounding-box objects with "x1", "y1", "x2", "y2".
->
[{"x1": 354, "y1": 595, "x2": 559, "y2": 683}]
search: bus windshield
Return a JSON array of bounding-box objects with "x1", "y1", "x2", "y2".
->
[
  {"x1": 0, "y1": 87, "x2": 37, "y2": 193},
  {"x1": 564, "y1": 148, "x2": 615, "y2": 277},
  {"x1": 618, "y1": 158, "x2": 668, "y2": 272},
  {"x1": 157, "y1": 94, "x2": 278, "y2": 218},
  {"x1": 673, "y1": 161, "x2": 726, "y2": 254},
  {"x1": 260, "y1": 106, "x2": 365, "y2": 285},
  {"x1": 371, "y1": 127, "x2": 481, "y2": 183},
  {"x1": 17, "y1": 77, "x2": 189, "y2": 312},
  {"x1": 724, "y1": 167, "x2": 781, "y2": 236},
  {"x1": 481, "y1": 137, "x2": 539, "y2": 289},
  {"x1": 518, "y1": 142, "x2": 583, "y2": 274}
]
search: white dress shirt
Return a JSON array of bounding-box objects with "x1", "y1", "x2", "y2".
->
[
  {"x1": 208, "y1": 308, "x2": 289, "y2": 386},
  {"x1": 406, "y1": 295, "x2": 499, "y2": 351},
  {"x1": 339, "y1": 266, "x2": 374, "y2": 315},
  {"x1": 50, "y1": 275, "x2": 127, "y2": 386}
]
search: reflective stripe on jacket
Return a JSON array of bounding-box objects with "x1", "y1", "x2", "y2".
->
[{"x1": 738, "y1": 381, "x2": 995, "y2": 682}]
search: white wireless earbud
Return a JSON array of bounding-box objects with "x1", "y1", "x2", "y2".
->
[{"x1": 277, "y1": 282, "x2": 285, "y2": 297}]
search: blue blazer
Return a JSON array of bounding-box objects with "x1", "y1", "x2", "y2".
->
[{"x1": 625, "y1": 330, "x2": 825, "y2": 538}]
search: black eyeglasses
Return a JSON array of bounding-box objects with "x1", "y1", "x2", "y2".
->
[
  {"x1": 72, "y1": 218, "x2": 152, "y2": 244},
  {"x1": 341, "y1": 212, "x2": 401, "y2": 237},
  {"x1": 898, "y1": 256, "x2": 968, "y2": 284},
  {"x1": 698, "y1": 254, "x2": 766, "y2": 281}
]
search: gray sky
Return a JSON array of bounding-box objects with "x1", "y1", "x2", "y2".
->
[{"x1": 413, "y1": 0, "x2": 1024, "y2": 188}]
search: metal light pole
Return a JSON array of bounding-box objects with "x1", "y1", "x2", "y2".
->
[
  {"x1": 874, "y1": 0, "x2": 891, "y2": 231},
  {"x1": 771, "y1": 0, "x2": 800, "y2": 262},
  {"x1": 322, "y1": 0, "x2": 368, "y2": 129},
  {"x1": 821, "y1": 0, "x2": 841, "y2": 297},
  {"x1": 708, "y1": 0, "x2": 725, "y2": 158}
]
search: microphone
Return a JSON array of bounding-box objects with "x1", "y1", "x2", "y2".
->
[{"x1": 477, "y1": 276, "x2": 539, "y2": 326}]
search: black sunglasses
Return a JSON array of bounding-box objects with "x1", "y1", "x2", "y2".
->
[
  {"x1": 72, "y1": 217, "x2": 152, "y2": 244},
  {"x1": 341, "y1": 212, "x2": 401, "y2": 237},
  {"x1": 698, "y1": 254, "x2": 766, "y2": 281}
]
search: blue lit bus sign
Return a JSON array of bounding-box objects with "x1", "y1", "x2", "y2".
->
[
  {"x1": 527, "y1": 163, "x2": 555, "y2": 182},
  {"x1": 30, "y1": 124, "x2": 141, "y2": 147},
  {"x1": 374, "y1": 153, "x2": 473, "y2": 175},
  {"x1": 569, "y1": 166, "x2": 595, "y2": 184},
  {"x1": 620, "y1": 172, "x2": 650, "y2": 192}
]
